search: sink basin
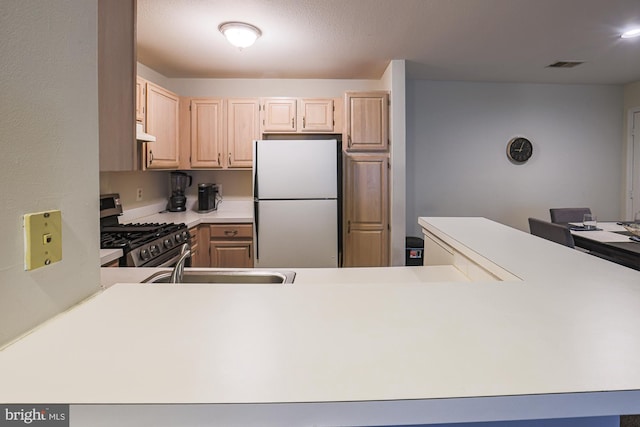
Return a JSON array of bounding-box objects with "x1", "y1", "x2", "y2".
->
[{"x1": 141, "y1": 269, "x2": 296, "y2": 284}]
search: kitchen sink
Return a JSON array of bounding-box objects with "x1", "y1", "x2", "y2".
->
[{"x1": 141, "y1": 268, "x2": 296, "y2": 284}]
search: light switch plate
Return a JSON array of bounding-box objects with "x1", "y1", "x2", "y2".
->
[{"x1": 24, "y1": 210, "x2": 62, "y2": 271}]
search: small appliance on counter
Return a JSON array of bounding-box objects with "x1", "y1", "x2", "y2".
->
[
  {"x1": 197, "y1": 183, "x2": 220, "y2": 213},
  {"x1": 168, "y1": 171, "x2": 192, "y2": 212}
]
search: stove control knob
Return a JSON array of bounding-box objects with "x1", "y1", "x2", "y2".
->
[
  {"x1": 164, "y1": 238, "x2": 174, "y2": 249},
  {"x1": 181, "y1": 231, "x2": 190, "y2": 241},
  {"x1": 150, "y1": 244, "x2": 160, "y2": 256},
  {"x1": 140, "y1": 248, "x2": 151, "y2": 261},
  {"x1": 176, "y1": 233, "x2": 184, "y2": 243}
]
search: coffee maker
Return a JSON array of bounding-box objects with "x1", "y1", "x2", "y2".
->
[
  {"x1": 168, "y1": 171, "x2": 192, "y2": 212},
  {"x1": 197, "y1": 183, "x2": 220, "y2": 213}
]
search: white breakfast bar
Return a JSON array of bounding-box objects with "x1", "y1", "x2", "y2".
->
[{"x1": 2, "y1": 217, "x2": 640, "y2": 426}]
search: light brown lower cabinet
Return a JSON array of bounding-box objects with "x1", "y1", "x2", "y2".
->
[
  {"x1": 188, "y1": 227, "x2": 201, "y2": 267},
  {"x1": 343, "y1": 153, "x2": 389, "y2": 267},
  {"x1": 208, "y1": 224, "x2": 254, "y2": 268}
]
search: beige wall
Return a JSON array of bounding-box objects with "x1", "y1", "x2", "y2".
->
[
  {"x1": 382, "y1": 60, "x2": 407, "y2": 266},
  {"x1": 138, "y1": 61, "x2": 383, "y2": 98},
  {"x1": 624, "y1": 81, "x2": 640, "y2": 108},
  {"x1": 100, "y1": 170, "x2": 253, "y2": 210},
  {"x1": 622, "y1": 81, "x2": 640, "y2": 218},
  {"x1": 0, "y1": 1, "x2": 101, "y2": 346}
]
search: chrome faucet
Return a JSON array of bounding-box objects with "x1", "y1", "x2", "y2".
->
[{"x1": 170, "y1": 243, "x2": 191, "y2": 283}]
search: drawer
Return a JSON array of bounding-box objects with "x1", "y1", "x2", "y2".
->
[{"x1": 209, "y1": 223, "x2": 253, "y2": 239}]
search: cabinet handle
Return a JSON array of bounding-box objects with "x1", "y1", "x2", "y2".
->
[
  {"x1": 302, "y1": 116, "x2": 306, "y2": 129},
  {"x1": 228, "y1": 152, "x2": 231, "y2": 166},
  {"x1": 291, "y1": 118, "x2": 295, "y2": 129},
  {"x1": 347, "y1": 220, "x2": 351, "y2": 234},
  {"x1": 149, "y1": 150, "x2": 154, "y2": 164},
  {"x1": 348, "y1": 135, "x2": 352, "y2": 148},
  {"x1": 224, "y1": 230, "x2": 238, "y2": 236},
  {"x1": 218, "y1": 152, "x2": 221, "y2": 165}
]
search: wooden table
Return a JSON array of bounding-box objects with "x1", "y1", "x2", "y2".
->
[{"x1": 568, "y1": 222, "x2": 640, "y2": 270}]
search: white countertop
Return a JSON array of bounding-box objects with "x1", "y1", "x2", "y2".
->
[
  {"x1": 115, "y1": 198, "x2": 253, "y2": 228},
  {"x1": 128, "y1": 199, "x2": 253, "y2": 228},
  {"x1": 4, "y1": 217, "x2": 640, "y2": 426},
  {"x1": 99, "y1": 248, "x2": 122, "y2": 266}
]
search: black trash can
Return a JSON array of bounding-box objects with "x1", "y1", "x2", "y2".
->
[{"x1": 405, "y1": 236, "x2": 424, "y2": 266}]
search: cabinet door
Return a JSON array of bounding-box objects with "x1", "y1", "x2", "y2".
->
[
  {"x1": 261, "y1": 98, "x2": 296, "y2": 132},
  {"x1": 300, "y1": 98, "x2": 334, "y2": 132},
  {"x1": 227, "y1": 98, "x2": 259, "y2": 168},
  {"x1": 209, "y1": 224, "x2": 253, "y2": 268},
  {"x1": 210, "y1": 241, "x2": 253, "y2": 268},
  {"x1": 345, "y1": 91, "x2": 389, "y2": 152},
  {"x1": 190, "y1": 98, "x2": 224, "y2": 168},
  {"x1": 135, "y1": 76, "x2": 146, "y2": 123},
  {"x1": 343, "y1": 153, "x2": 389, "y2": 267},
  {"x1": 146, "y1": 82, "x2": 180, "y2": 169},
  {"x1": 189, "y1": 226, "x2": 213, "y2": 267}
]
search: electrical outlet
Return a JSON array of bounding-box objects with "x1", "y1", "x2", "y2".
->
[
  {"x1": 24, "y1": 210, "x2": 62, "y2": 271},
  {"x1": 136, "y1": 188, "x2": 143, "y2": 201}
]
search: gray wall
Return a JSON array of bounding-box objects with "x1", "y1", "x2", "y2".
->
[
  {"x1": 0, "y1": 1, "x2": 101, "y2": 346},
  {"x1": 406, "y1": 80, "x2": 623, "y2": 236}
]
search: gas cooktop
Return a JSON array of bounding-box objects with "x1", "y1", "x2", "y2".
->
[{"x1": 100, "y1": 194, "x2": 190, "y2": 267}]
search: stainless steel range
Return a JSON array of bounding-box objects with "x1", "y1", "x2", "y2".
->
[{"x1": 100, "y1": 194, "x2": 191, "y2": 267}]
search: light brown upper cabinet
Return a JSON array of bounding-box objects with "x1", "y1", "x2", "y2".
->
[
  {"x1": 261, "y1": 98, "x2": 297, "y2": 132},
  {"x1": 227, "y1": 98, "x2": 260, "y2": 168},
  {"x1": 299, "y1": 98, "x2": 334, "y2": 132},
  {"x1": 190, "y1": 98, "x2": 225, "y2": 168},
  {"x1": 145, "y1": 82, "x2": 180, "y2": 169},
  {"x1": 189, "y1": 98, "x2": 258, "y2": 169},
  {"x1": 135, "y1": 76, "x2": 146, "y2": 123},
  {"x1": 261, "y1": 98, "x2": 338, "y2": 133},
  {"x1": 344, "y1": 91, "x2": 389, "y2": 152}
]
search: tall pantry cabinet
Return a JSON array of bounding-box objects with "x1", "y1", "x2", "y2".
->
[{"x1": 342, "y1": 91, "x2": 390, "y2": 267}]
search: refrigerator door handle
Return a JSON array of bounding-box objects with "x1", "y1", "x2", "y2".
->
[
  {"x1": 253, "y1": 140, "x2": 259, "y2": 199},
  {"x1": 254, "y1": 200, "x2": 259, "y2": 260}
]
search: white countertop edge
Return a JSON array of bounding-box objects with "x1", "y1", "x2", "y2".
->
[
  {"x1": 122, "y1": 199, "x2": 254, "y2": 229},
  {"x1": 71, "y1": 390, "x2": 636, "y2": 427},
  {"x1": 99, "y1": 249, "x2": 122, "y2": 266}
]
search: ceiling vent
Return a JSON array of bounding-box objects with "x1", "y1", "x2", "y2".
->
[{"x1": 546, "y1": 61, "x2": 584, "y2": 68}]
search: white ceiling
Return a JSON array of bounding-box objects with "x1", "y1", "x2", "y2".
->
[{"x1": 137, "y1": 0, "x2": 640, "y2": 84}]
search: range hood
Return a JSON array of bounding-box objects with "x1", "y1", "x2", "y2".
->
[{"x1": 136, "y1": 122, "x2": 156, "y2": 142}]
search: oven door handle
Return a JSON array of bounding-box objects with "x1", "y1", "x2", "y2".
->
[
  {"x1": 148, "y1": 248, "x2": 191, "y2": 268},
  {"x1": 157, "y1": 255, "x2": 183, "y2": 268}
]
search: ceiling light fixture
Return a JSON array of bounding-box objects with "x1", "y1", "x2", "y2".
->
[
  {"x1": 621, "y1": 28, "x2": 640, "y2": 39},
  {"x1": 219, "y1": 22, "x2": 261, "y2": 49}
]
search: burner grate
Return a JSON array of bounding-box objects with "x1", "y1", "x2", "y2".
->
[{"x1": 100, "y1": 222, "x2": 185, "y2": 251}]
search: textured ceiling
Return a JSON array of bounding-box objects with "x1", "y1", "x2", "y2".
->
[{"x1": 137, "y1": 0, "x2": 640, "y2": 84}]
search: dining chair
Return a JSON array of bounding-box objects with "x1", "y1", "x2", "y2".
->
[
  {"x1": 528, "y1": 217, "x2": 575, "y2": 248},
  {"x1": 549, "y1": 207, "x2": 592, "y2": 224}
]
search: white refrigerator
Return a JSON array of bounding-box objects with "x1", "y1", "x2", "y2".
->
[{"x1": 253, "y1": 139, "x2": 340, "y2": 268}]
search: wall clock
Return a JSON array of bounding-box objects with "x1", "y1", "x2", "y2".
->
[{"x1": 506, "y1": 137, "x2": 533, "y2": 163}]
